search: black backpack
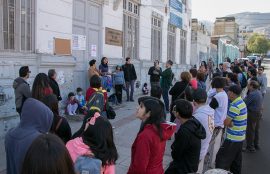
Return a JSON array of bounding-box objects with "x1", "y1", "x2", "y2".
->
[
  {"x1": 240, "y1": 73, "x2": 247, "y2": 89},
  {"x1": 86, "y1": 89, "x2": 105, "y2": 112}
]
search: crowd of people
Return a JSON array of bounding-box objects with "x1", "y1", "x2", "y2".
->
[{"x1": 4, "y1": 56, "x2": 267, "y2": 174}]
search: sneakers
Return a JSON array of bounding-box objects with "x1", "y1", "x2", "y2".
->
[
  {"x1": 243, "y1": 148, "x2": 256, "y2": 153},
  {"x1": 68, "y1": 112, "x2": 74, "y2": 116}
]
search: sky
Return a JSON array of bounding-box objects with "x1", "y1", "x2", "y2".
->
[{"x1": 192, "y1": 0, "x2": 270, "y2": 22}]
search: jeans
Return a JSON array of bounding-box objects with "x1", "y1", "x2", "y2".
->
[
  {"x1": 216, "y1": 140, "x2": 243, "y2": 174},
  {"x1": 125, "y1": 80, "x2": 135, "y2": 101},
  {"x1": 162, "y1": 88, "x2": 169, "y2": 112},
  {"x1": 246, "y1": 111, "x2": 261, "y2": 149},
  {"x1": 115, "y1": 84, "x2": 123, "y2": 103}
]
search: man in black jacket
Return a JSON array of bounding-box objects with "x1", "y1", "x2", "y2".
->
[
  {"x1": 165, "y1": 99, "x2": 206, "y2": 174},
  {"x1": 148, "y1": 60, "x2": 162, "y2": 88},
  {"x1": 122, "y1": 57, "x2": 137, "y2": 102},
  {"x1": 48, "y1": 69, "x2": 62, "y2": 101}
]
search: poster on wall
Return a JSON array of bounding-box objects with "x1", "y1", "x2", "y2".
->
[
  {"x1": 72, "y1": 34, "x2": 86, "y2": 50},
  {"x1": 91, "y1": 45, "x2": 97, "y2": 57}
]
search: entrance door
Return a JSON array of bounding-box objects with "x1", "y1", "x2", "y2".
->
[{"x1": 72, "y1": 0, "x2": 102, "y2": 90}]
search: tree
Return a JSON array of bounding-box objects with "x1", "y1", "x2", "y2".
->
[{"x1": 247, "y1": 34, "x2": 270, "y2": 54}]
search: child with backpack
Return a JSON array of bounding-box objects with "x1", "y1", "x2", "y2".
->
[
  {"x1": 85, "y1": 75, "x2": 108, "y2": 116},
  {"x1": 66, "y1": 112, "x2": 118, "y2": 174},
  {"x1": 66, "y1": 92, "x2": 78, "y2": 116}
]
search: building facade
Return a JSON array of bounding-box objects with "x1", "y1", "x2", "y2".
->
[
  {"x1": 213, "y1": 17, "x2": 239, "y2": 44},
  {"x1": 0, "y1": 0, "x2": 192, "y2": 124},
  {"x1": 191, "y1": 19, "x2": 211, "y2": 67}
]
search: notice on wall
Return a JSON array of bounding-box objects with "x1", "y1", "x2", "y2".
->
[
  {"x1": 105, "y1": 27, "x2": 123, "y2": 47},
  {"x1": 72, "y1": 34, "x2": 86, "y2": 50},
  {"x1": 91, "y1": 45, "x2": 97, "y2": 57}
]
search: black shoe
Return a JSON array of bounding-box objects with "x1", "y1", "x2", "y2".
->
[
  {"x1": 130, "y1": 99, "x2": 134, "y2": 102},
  {"x1": 245, "y1": 148, "x2": 256, "y2": 153},
  {"x1": 255, "y1": 145, "x2": 260, "y2": 150}
]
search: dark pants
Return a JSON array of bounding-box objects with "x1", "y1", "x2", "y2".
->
[
  {"x1": 162, "y1": 88, "x2": 169, "y2": 112},
  {"x1": 150, "y1": 81, "x2": 160, "y2": 88},
  {"x1": 125, "y1": 80, "x2": 135, "y2": 101},
  {"x1": 115, "y1": 84, "x2": 123, "y2": 103},
  {"x1": 16, "y1": 107, "x2": 22, "y2": 118},
  {"x1": 216, "y1": 139, "x2": 243, "y2": 174},
  {"x1": 246, "y1": 111, "x2": 261, "y2": 149}
]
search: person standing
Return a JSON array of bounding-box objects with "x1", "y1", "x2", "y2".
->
[
  {"x1": 13, "y1": 66, "x2": 31, "y2": 115},
  {"x1": 165, "y1": 99, "x2": 206, "y2": 174},
  {"x1": 192, "y1": 89, "x2": 215, "y2": 173},
  {"x1": 122, "y1": 57, "x2": 137, "y2": 102},
  {"x1": 160, "y1": 60, "x2": 173, "y2": 112},
  {"x1": 244, "y1": 80, "x2": 263, "y2": 152},
  {"x1": 88, "y1": 59, "x2": 100, "y2": 83},
  {"x1": 208, "y1": 77, "x2": 228, "y2": 168},
  {"x1": 207, "y1": 58, "x2": 214, "y2": 80},
  {"x1": 48, "y1": 69, "x2": 62, "y2": 101},
  {"x1": 216, "y1": 85, "x2": 247, "y2": 174},
  {"x1": 148, "y1": 60, "x2": 162, "y2": 88},
  {"x1": 113, "y1": 65, "x2": 125, "y2": 104},
  {"x1": 257, "y1": 66, "x2": 267, "y2": 98}
]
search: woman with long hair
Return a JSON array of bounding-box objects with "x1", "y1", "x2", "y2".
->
[
  {"x1": 169, "y1": 71, "x2": 192, "y2": 122},
  {"x1": 32, "y1": 73, "x2": 53, "y2": 100},
  {"x1": 41, "y1": 94, "x2": 72, "y2": 144},
  {"x1": 21, "y1": 134, "x2": 75, "y2": 174},
  {"x1": 127, "y1": 98, "x2": 176, "y2": 174},
  {"x1": 66, "y1": 113, "x2": 118, "y2": 174},
  {"x1": 99, "y1": 57, "x2": 112, "y2": 91}
]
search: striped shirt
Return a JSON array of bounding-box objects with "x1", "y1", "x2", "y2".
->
[{"x1": 226, "y1": 96, "x2": 247, "y2": 142}]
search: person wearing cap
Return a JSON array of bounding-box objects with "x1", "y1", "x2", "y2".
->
[
  {"x1": 215, "y1": 85, "x2": 247, "y2": 174},
  {"x1": 192, "y1": 89, "x2": 215, "y2": 173},
  {"x1": 13, "y1": 66, "x2": 31, "y2": 115}
]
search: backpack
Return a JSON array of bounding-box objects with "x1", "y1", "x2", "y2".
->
[
  {"x1": 240, "y1": 73, "x2": 247, "y2": 89},
  {"x1": 74, "y1": 156, "x2": 102, "y2": 174},
  {"x1": 87, "y1": 89, "x2": 105, "y2": 112}
]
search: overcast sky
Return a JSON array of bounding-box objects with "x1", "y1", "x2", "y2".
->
[{"x1": 192, "y1": 0, "x2": 270, "y2": 22}]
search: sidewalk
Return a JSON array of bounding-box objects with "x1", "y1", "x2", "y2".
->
[{"x1": 0, "y1": 95, "x2": 173, "y2": 174}]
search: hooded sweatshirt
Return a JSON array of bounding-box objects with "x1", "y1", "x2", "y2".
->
[
  {"x1": 12, "y1": 77, "x2": 31, "y2": 110},
  {"x1": 128, "y1": 122, "x2": 177, "y2": 174},
  {"x1": 193, "y1": 105, "x2": 215, "y2": 160},
  {"x1": 5, "y1": 98, "x2": 53, "y2": 174},
  {"x1": 165, "y1": 117, "x2": 206, "y2": 174}
]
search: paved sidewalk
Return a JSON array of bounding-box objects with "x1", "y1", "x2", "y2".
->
[{"x1": 0, "y1": 95, "x2": 173, "y2": 174}]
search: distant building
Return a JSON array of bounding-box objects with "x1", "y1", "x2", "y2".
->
[
  {"x1": 213, "y1": 17, "x2": 239, "y2": 44},
  {"x1": 253, "y1": 26, "x2": 270, "y2": 39},
  {"x1": 191, "y1": 19, "x2": 211, "y2": 67}
]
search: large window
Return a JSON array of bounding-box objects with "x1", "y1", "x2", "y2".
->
[
  {"x1": 123, "y1": 0, "x2": 139, "y2": 59},
  {"x1": 1, "y1": 0, "x2": 34, "y2": 51},
  {"x1": 167, "y1": 24, "x2": 176, "y2": 61},
  {"x1": 180, "y1": 29, "x2": 187, "y2": 64},
  {"x1": 151, "y1": 15, "x2": 162, "y2": 61}
]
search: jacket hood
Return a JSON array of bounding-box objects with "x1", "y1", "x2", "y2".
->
[
  {"x1": 66, "y1": 137, "x2": 93, "y2": 163},
  {"x1": 18, "y1": 98, "x2": 53, "y2": 132},
  {"x1": 144, "y1": 122, "x2": 177, "y2": 141},
  {"x1": 193, "y1": 105, "x2": 215, "y2": 118},
  {"x1": 182, "y1": 117, "x2": 206, "y2": 140},
  {"x1": 13, "y1": 77, "x2": 27, "y2": 89},
  {"x1": 161, "y1": 121, "x2": 177, "y2": 140}
]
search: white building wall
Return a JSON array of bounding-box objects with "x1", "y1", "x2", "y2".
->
[
  {"x1": 36, "y1": 0, "x2": 73, "y2": 54},
  {"x1": 102, "y1": 1, "x2": 123, "y2": 59}
]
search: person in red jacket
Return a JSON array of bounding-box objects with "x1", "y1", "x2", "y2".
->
[
  {"x1": 85, "y1": 75, "x2": 108, "y2": 111},
  {"x1": 127, "y1": 97, "x2": 176, "y2": 174}
]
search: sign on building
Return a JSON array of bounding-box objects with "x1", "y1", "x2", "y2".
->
[
  {"x1": 105, "y1": 27, "x2": 123, "y2": 47},
  {"x1": 72, "y1": 34, "x2": 86, "y2": 50}
]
